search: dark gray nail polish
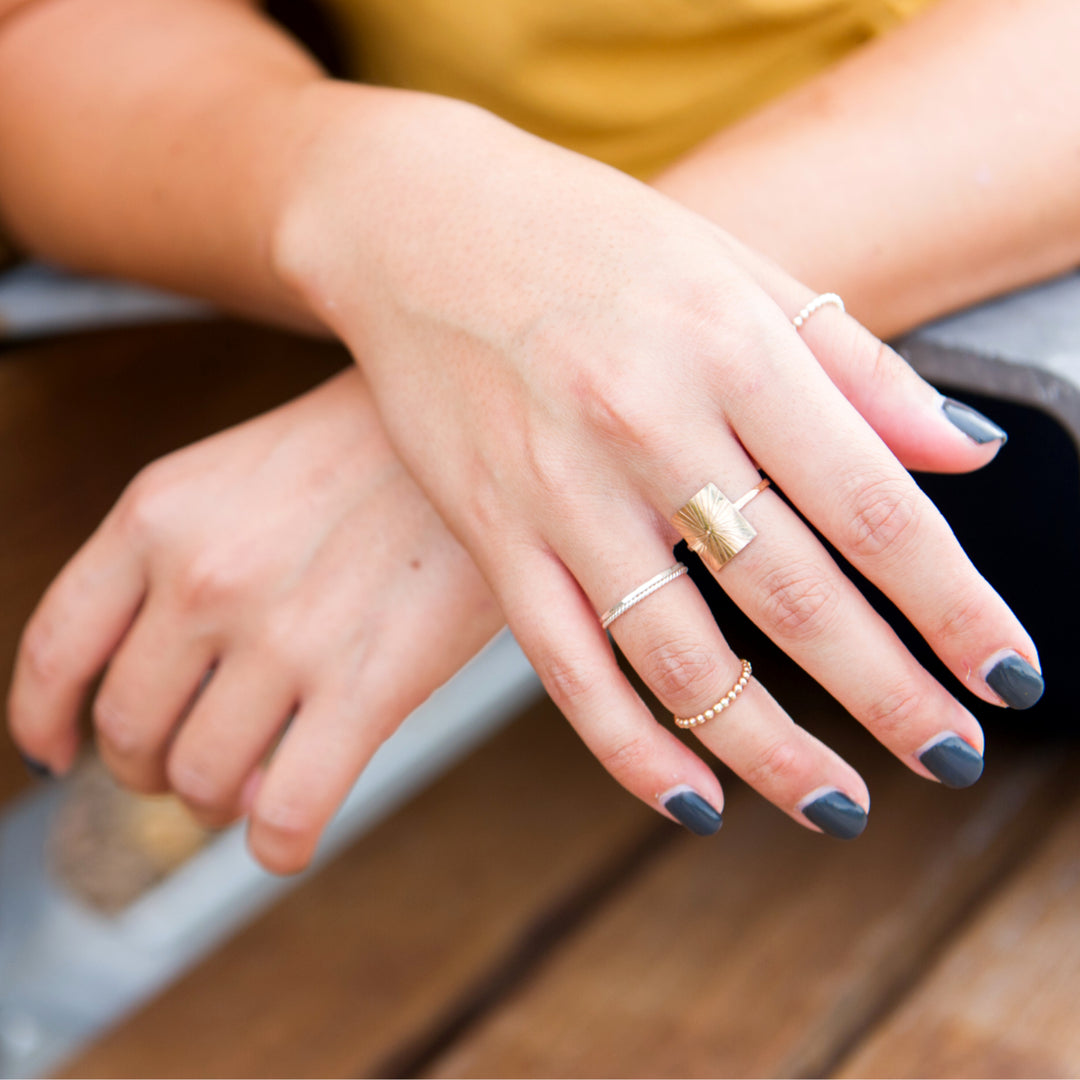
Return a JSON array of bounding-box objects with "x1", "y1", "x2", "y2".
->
[
  {"x1": 986, "y1": 652, "x2": 1045, "y2": 710},
  {"x1": 919, "y1": 735, "x2": 984, "y2": 789},
  {"x1": 801, "y1": 790, "x2": 867, "y2": 840},
  {"x1": 662, "y1": 789, "x2": 723, "y2": 836},
  {"x1": 942, "y1": 398, "x2": 1008, "y2": 445},
  {"x1": 19, "y1": 752, "x2": 53, "y2": 780}
]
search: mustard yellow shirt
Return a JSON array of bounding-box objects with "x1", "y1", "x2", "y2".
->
[{"x1": 324, "y1": 0, "x2": 935, "y2": 179}]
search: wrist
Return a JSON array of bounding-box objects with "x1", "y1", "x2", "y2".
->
[{"x1": 271, "y1": 84, "x2": 500, "y2": 338}]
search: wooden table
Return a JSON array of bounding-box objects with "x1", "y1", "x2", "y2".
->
[{"x1": 3, "y1": 320, "x2": 1079, "y2": 1079}]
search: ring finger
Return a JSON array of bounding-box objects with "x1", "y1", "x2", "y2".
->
[
  {"x1": 165, "y1": 654, "x2": 297, "y2": 827},
  {"x1": 553, "y1": 505, "x2": 871, "y2": 838}
]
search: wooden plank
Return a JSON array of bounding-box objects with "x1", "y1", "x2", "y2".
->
[
  {"x1": 59, "y1": 698, "x2": 658, "y2": 1080},
  {"x1": 838, "y1": 786, "x2": 1080, "y2": 1079},
  {"x1": 0, "y1": 321, "x2": 344, "y2": 804},
  {"x1": 425, "y1": 699, "x2": 1078, "y2": 1080}
]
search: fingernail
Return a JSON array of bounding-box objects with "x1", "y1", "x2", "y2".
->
[
  {"x1": 19, "y1": 751, "x2": 53, "y2": 780},
  {"x1": 918, "y1": 733, "x2": 984, "y2": 789},
  {"x1": 941, "y1": 398, "x2": 1008, "y2": 445},
  {"x1": 984, "y1": 650, "x2": 1045, "y2": 710},
  {"x1": 661, "y1": 785, "x2": 723, "y2": 836},
  {"x1": 798, "y1": 787, "x2": 867, "y2": 840}
]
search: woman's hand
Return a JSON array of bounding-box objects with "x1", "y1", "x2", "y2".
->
[
  {"x1": 276, "y1": 91, "x2": 1039, "y2": 838},
  {"x1": 8, "y1": 369, "x2": 503, "y2": 873}
]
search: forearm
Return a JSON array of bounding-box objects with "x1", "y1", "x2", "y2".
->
[
  {"x1": 653, "y1": 0, "x2": 1080, "y2": 338},
  {"x1": 0, "y1": 0, "x2": 357, "y2": 330}
]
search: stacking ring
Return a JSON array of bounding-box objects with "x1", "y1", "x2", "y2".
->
[
  {"x1": 599, "y1": 563, "x2": 689, "y2": 631},
  {"x1": 674, "y1": 659, "x2": 752, "y2": 729},
  {"x1": 792, "y1": 292, "x2": 845, "y2": 330},
  {"x1": 671, "y1": 478, "x2": 770, "y2": 574}
]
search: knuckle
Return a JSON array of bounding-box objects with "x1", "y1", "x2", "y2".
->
[
  {"x1": 520, "y1": 438, "x2": 576, "y2": 501},
  {"x1": 640, "y1": 637, "x2": 722, "y2": 706},
  {"x1": 92, "y1": 694, "x2": 140, "y2": 755},
  {"x1": 841, "y1": 475, "x2": 922, "y2": 560},
  {"x1": 595, "y1": 733, "x2": 654, "y2": 782},
  {"x1": 757, "y1": 562, "x2": 840, "y2": 642},
  {"x1": 582, "y1": 381, "x2": 669, "y2": 457},
  {"x1": 831, "y1": 320, "x2": 898, "y2": 386},
  {"x1": 558, "y1": 337, "x2": 685, "y2": 461},
  {"x1": 174, "y1": 551, "x2": 246, "y2": 611},
  {"x1": 868, "y1": 338, "x2": 911, "y2": 390},
  {"x1": 125, "y1": 771, "x2": 172, "y2": 797},
  {"x1": 742, "y1": 737, "x2": 800, "y2": 791},
  {"x1": 259, "y1": 611, "x2": 304, "y2": 671},
  {"x1": 19, "y1": 617, "x2": 64, "y2": 687},
  {"x1": 932, "y1": 589, "x2": 987, "y2": 643},
  {"x1": 862, "y1": 682, "x2": 925, "y2": 742},
  {"x1": 535, "y1": 650, "x2": 599, "y2": 712},
  {"x1": 166, "y1": 754, "x2": 227, "y2": 812},
  {"x1": 114, "y1": 462, "x2": 174, "y2": 540}
]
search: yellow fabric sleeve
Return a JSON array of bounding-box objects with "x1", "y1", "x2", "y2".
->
[
  {"x1": 323, "y1": 0, "x2": 937, "y2": 179},
  {"x1": 0, "y1": 0, "x2": 936, "y2": 277}
]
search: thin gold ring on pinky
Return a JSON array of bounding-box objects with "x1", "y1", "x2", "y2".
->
[
  {"x1": 674, "y1": 659, "x2": 752, "y2": 729},
  {"x1": 671, "y1": 478, "x2": 771, "y2": 574},
  {"x1": 792, "y1": 292, "x2": 845, "y2": 330},
  {"x1": 599, "y1": 562, "x2": 689, "y2": 631}
]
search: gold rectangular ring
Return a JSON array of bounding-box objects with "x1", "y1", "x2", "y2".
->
[{"x1": 671, "y1": 481, "x2": 760, "y2": 574}]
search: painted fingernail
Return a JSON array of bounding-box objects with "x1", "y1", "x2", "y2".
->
[
  {"x1": 941, "y1": 398, "x2": 1008, "y2": 445},
  {"x1": 19, "y1": 752, "x2": 53, "y2": 780},
  {"x1": 985, "y1": 650, "x2": 1045, "y2": 710},
  {"x1": 661, "y1": 785, "x2": 723, "y2": 836},
  {"x1": 798, "y1": 787, "x2": 867, "y2": 840},
  {"x1": 918, "y1": 733, "x2": 984, "y2": 789}
]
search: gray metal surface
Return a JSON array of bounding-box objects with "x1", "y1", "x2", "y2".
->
[
  {"x1": 0, "y1": 264, "x2": 208, "y2": 340},
  {"x1": 902, "y1": 272, "x2": 1080, "y2": 448}
]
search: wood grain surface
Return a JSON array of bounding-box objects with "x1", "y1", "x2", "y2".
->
[
  {"x1": 425, "y1": 722, "x2": 1077, "y2": 1080},
  {"x1": 0, "y1": 321, "x2": 344, "y2": 804},
  {"x1": 839, "y1": 788, "x2": 1080, "y2": 1079}
]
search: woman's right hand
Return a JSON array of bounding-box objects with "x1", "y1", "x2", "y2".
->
[{"x1": 275, "y1": 89, "x2": 1040, "y2": 838}]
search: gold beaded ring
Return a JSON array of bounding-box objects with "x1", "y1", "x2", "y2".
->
[{"x1": 674, "y1": 659, "x2": 752, "y2": 729}]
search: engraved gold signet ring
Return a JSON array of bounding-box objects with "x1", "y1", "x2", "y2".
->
[{"x1": 671, "y1": 479, "x2": 770, "y2": 574}]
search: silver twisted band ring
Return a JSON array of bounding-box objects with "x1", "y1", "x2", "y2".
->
[
  {"x1": 792, "y1": 292, "x2": 845, "y2": 330},
  {"x1": 600, "y1": 563, "x2": 689, "y2": 631}
]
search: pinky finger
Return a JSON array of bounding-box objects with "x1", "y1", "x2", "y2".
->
[
  {"x1": 494, "y1": 548, "x2": 726, "y2": 836},
  {"x1": 246, "y1": 692, "x2": 392, "y2": 875}
]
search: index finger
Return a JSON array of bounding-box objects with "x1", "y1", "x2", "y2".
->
[
  {"x1": 8, "y1": 515, "x2": 146, "y2": 772},
  {"x1": 722, "y1": 308, "x2": 1041, "y2": 711}
]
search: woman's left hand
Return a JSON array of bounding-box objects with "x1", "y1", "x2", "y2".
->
[{"x1": 8, "y1": 368, "x2": 502, "y2": 873}]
